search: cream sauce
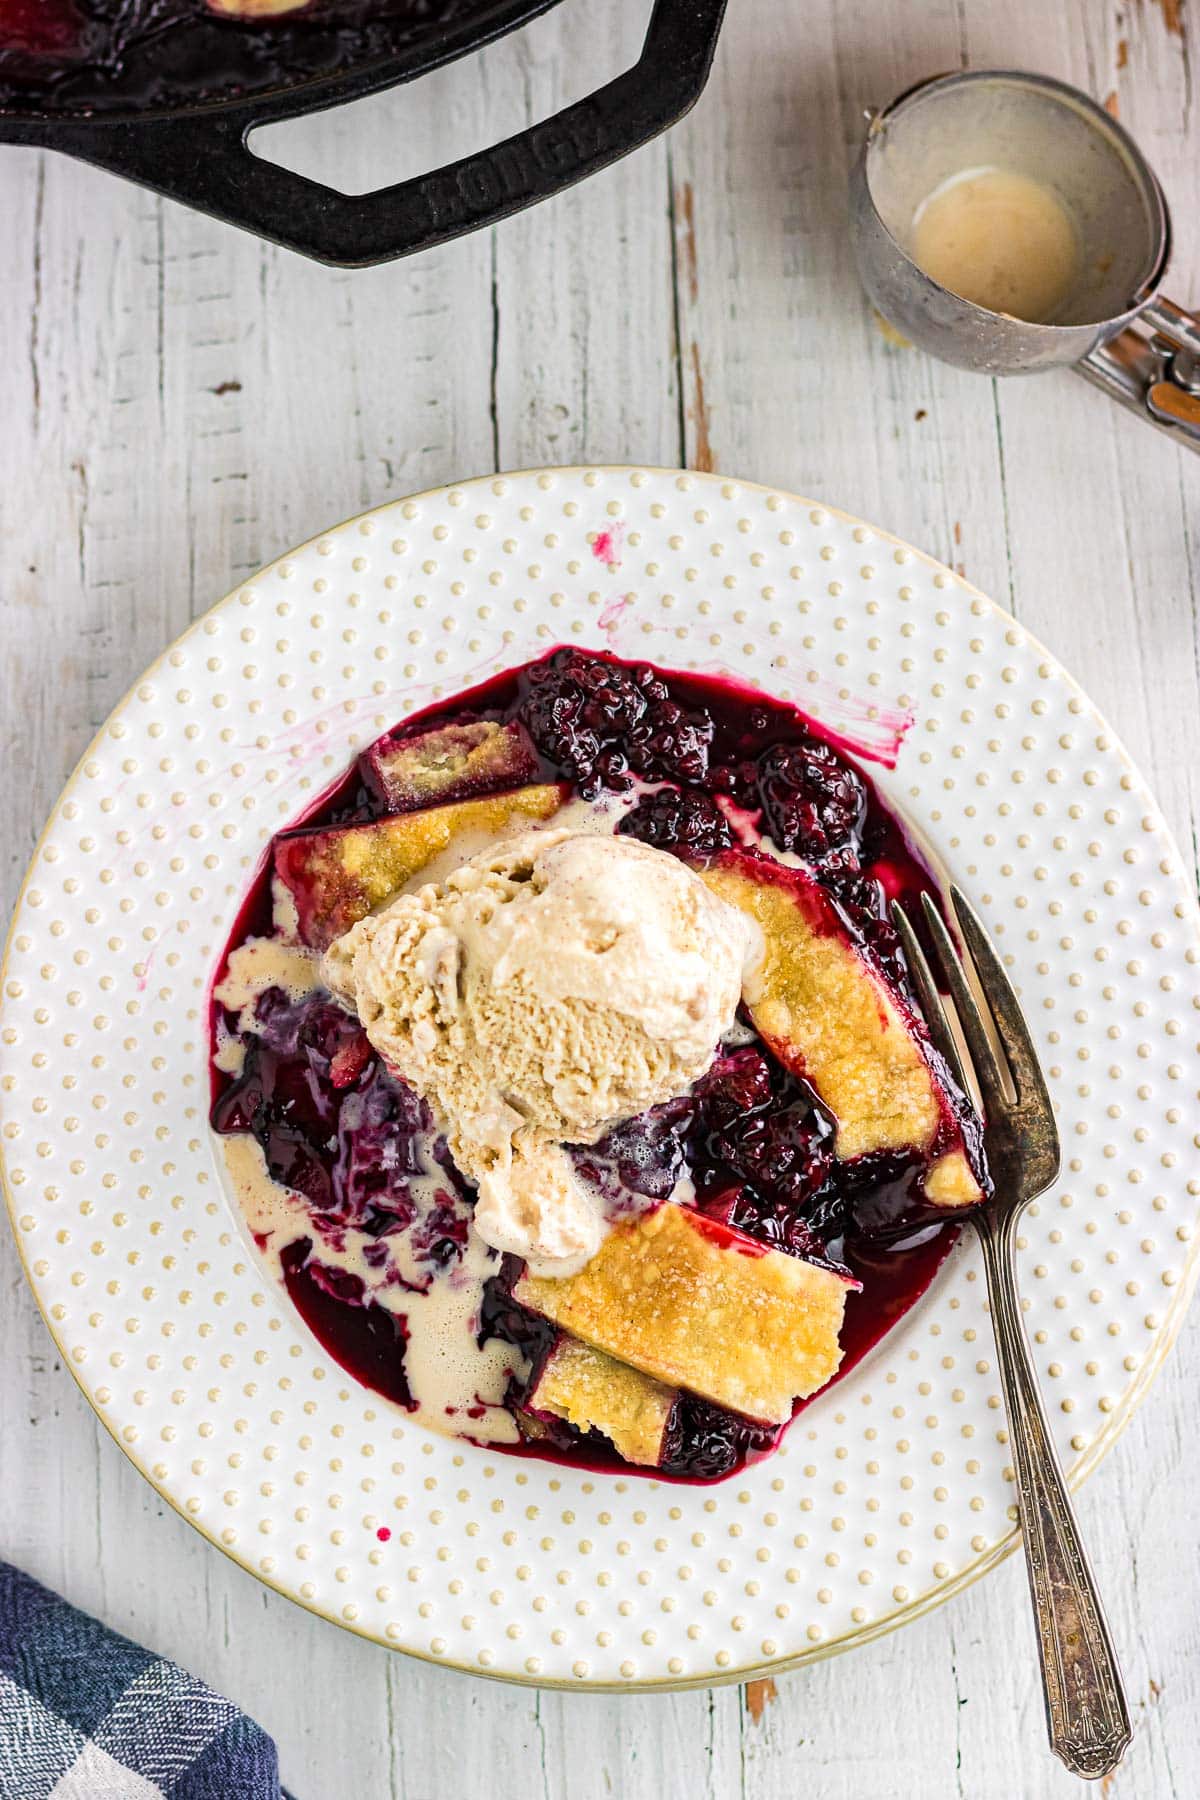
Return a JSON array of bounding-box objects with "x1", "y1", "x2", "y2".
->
[
  {"x1": 214, "y1": 935, "x2": 320, "y2": 1033},
  {"x1": 222, "y1": 1135, "x2": 523, "y2": 1445},
  {"x1": 271, "y1": 873, "x2": 302, "y2": 940},
  {"x1": 910, "y1": 165, "x2": 1080, "y2": 322}
]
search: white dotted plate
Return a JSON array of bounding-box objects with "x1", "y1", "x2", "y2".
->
[{"x1": 3, "y1": 467, "x2": 1199, "y2": 1690}]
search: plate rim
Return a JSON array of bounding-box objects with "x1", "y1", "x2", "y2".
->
[{"x1": 4, "y1": 461, "x2": 1198, "y2": 1692}]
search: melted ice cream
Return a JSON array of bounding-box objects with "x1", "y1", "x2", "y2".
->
[{"x1": 223, "y1": 1135, "x2": 522, "y2": 1444}]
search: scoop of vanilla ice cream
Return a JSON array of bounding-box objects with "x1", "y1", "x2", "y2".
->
[{"x1": 322, "y1": 827, "x2": 759, "y2": 1273}]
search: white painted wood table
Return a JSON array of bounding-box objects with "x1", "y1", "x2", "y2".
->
[{"x1": 2, "y1": 2, "x2": 1198, "y2": 1795}]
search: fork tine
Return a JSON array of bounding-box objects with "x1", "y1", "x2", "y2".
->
[
  {"x1": 890, "y1": 902, "x2": 968, "y2": 1092},
  {"x1": 949, "y1": 884, "x2": 1054, "y2": 1119},
  {"x1": 919, "y1": 892, "x2": 1012, "y2": 1117}
]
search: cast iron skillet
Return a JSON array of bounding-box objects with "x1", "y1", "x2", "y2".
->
[{"x1": 0, "y1": 0, "x2": 728, "y2": 267}]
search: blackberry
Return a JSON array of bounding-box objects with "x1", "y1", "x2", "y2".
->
[
  {"x1": 825, "y1": 868, "x2": 907, "y2": 988},
  {"x1": 661, "y1": 1397, "x2": 778, "y2": 1481},
  {"x1": 628, "y1": 700, "x2": 713, "y2": 783},
  {"x1": 617, "y1": 788, "x2": 733, "y2": 858},
  {"x1": 757, "y1": 738, "x2": 866, "y2": 859}
]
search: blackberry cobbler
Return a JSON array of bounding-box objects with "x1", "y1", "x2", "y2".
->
[{"x1": 210, "y1": 649, "x2": 989, "y2": 1481}]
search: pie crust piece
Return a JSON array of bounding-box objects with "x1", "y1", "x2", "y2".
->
[
  {"x1": 701, "y1": 853, "x2": 983, "y2": 1207},
  {"x1": 515, "y1": 1204, "x2": 853, "y2": 1425},
  {"x1": 527, "y1": 1336, "x2": 679, "y2": 1467},
  {"x1": 361, "y1": 719, "x2": 541, "y2": 813},
  {"x1": 274, "y1": 783, "x2": 564, "y2": 950}
]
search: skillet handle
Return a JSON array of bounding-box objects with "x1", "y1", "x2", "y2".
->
[{"x1": 8, "y1": 0, "x2": 726, "y2": 268}]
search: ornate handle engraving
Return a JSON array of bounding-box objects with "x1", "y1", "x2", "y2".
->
[{"x1": 976, "y1": 1211, "x2": 1133, "y2": 1780}]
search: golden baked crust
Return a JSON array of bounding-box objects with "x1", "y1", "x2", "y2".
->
[
  {"x1": 702, "y1": 858, "x2": 942, "y2": 1159},
  {"x1": 923, "y1": 1148, "x2": 981, "y2": 1208},
  {"x1": 365, "y1": 719, "x2": 540, "y2": 810},
  {"x1": 515, "y1": 1204, "x2": 851, "y2": 1425},
  {"x1": 529, "y1": 1337, "x2": 678, "y2": 1466},
  {"x1": 274, "y1": 783, "x2": 564, "y2": 949}
]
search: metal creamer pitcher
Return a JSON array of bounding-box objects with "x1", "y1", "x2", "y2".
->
[{"x1": 850, "y1": 69, "x2": 1200, "y2": 450}]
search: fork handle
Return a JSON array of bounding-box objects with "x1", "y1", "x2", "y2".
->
[{"x1": 975, "y1": 1210, "x2": 1132, "y2": 1779}]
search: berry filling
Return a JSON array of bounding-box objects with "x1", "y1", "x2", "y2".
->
[{"x1": 210, "y1": 647, "x2": 987, "y2": 1481}]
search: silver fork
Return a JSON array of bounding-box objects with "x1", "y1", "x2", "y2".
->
[{"x1": 892, "y1": 886, "x2": 1132, "y2": 1781}]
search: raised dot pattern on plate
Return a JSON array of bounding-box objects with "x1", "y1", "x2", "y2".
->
[{"x1": 2, "y1": 468, "x2": 1198, "y2": 1689}]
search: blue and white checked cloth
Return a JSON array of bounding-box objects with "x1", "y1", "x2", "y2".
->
[{"x1": 0, "y1": 1563, "x2": 292, "y2": 1799}]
